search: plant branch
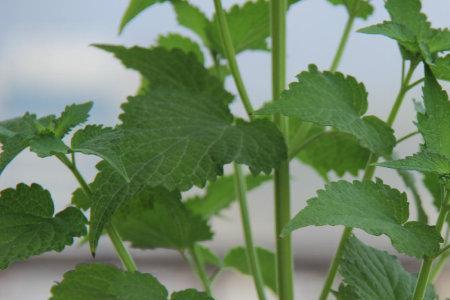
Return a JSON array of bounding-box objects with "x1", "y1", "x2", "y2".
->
[
  {"x1": 430, "y1": 227, "x2": 450, "y2": 282},
  {"x1": 330, "y1": 15, "x2": 355, "y2": 72},
  {"x1": 188, "y1": 245, "x2": 212, "y2": 296},
  {"x1": 55, "y1": 153, "x2": 137, "y2": 272},
  {"x1": 396, "y1": 131, "x2": 419, "y2": 145},
  {"x1": 288, "y1": 131, "x2": 324, "y2": 160}
]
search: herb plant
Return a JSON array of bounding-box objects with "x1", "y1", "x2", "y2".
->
[{"x1": 1, "y1": 0, "x2": 450, "y2": 299}]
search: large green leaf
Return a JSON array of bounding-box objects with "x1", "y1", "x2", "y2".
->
[
  {"x1": 71, "y1": 125, "x2": 129, "y2": 181},
  {"x1": 157, "y1": 33, "x2": 204, "y2": 64},
  {"x1": 283, "y1": 179, "x2": 442, "y2": 258},
  {"x1": 340, "y1": 236, "x2": 438, "y2": 300},
  {"x1": 50, "y1": 263, "x2": 214, "y2": 300},
  {"x1": 208, "y1": 0, "x2": 270, "y2": 56},
  {"x1": 119, "y1": 0, "x2": 169, "y2": 34},
  {"x1": 0, "y1": 184, "x2": 86, "y2": 269},
  {"x1": 326, "y1": 0, "x2": 374, "y2": 20},
  {"x1": 185, "y1": 174, "x2": 271, "y2": 218},
  {"x1": 113, "y1": 187, "x2": 213, "y2": 250},
  {"x1": 89, "y1": 45, "x2": 286, "y2": 252},
  {"x1": 256, "y1": 65, "x2": 395, "y2": 156},
  {"x1": 377, "y1": 151, "x2": 450, "y2": 175},
  {"x1": 224, "y1": 246, "x2": 277, "y2": 293}
]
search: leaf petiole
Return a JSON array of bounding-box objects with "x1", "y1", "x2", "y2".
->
[{"x1": 188, "y1": 245, "x2": 213, "y2": 296}]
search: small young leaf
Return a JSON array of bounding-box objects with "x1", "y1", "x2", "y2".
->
[
  {"x1": 255, "y1": 65, "x2": 396, "y2": 156},
  {"x1": 171, "y1": 0, "x2": 211, "y2": 47},
  {"x1": 297, "y1": 131, "x2": 370, "y2": 179},
  {"x1": 158, "y1": 33, "x2": 205, "y2": 64},
  {"x1": 0, "y1": 183, "x2": 87, "y2": 269},
  {"x1": 431, "y1": 54, "x2": 450, "y2": 82},
  {"x1": 71, "y1": 125, "x2": 129, "y2": 182},
  {"x1": 54, "y1": 102, "x2": 93, "y2": 138},
  {"x1": 71, "y1": 187, "x2": 90, "y2": 211},
  {"x1": 340, "y1": 236, "x2": 438, "y2": 300},
  {"x1": 170, "y1": 289, "x2": 214, "y2": 300},
  {"x1": 423, "y1": 172, "x2": 450, "y2": 224},
  {"x1": 376, "y1": 151, "x2": 450, "y2": 175},
  {"x1": 224, "y1": 246, "x2": 277, "y2": 293},
  {"x1": 195, "y1": 244, "x2": 222, "y2": 268},
  {"x1": 50, "y1": 263, "x2": 169, "y2": 300},
  {"x1": 185, "y1": 174, "x2": 271, "y2": 218},
  {"x1": 89, "y1": 46, "x2": 286, "y2": 252},
  {"x1": 384, "y1": 0, "x2": 431, "y2": 39},
  {"x1": 208, "y1": 0, "x2": 270, "y2": 55},
  {"x1": 428, "y1": 29, "x2": 450, "y2": 53},
  {"x1": 327, "y1": 0, "x2": 374, "y2": 20},
  {"x1": 119, "y1": 0, "x2": 168, "y2": 34},
  {"x1": 29, "y1": 134, "x2": 69, "y2": 158},
  {"x1": 113, "y1": 187, "x2": 213, "y2": 250},
  {"x1": 283, "y1": 179, "x2": 442, "y2": 258}
]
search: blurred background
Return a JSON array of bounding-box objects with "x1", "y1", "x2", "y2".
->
[{"x1": 1, "y1": 0, "x2": 450, "y2": 299}]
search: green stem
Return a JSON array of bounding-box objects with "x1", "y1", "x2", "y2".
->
[
  {"x1": 412, "y1": 188, "x2": 450, "y2": 300},
  {"x1": 287, "y1": 122, "x2": 313, "y2": 159},
  {"x1": 212, "y1": 0, "x2": 254, "y2": 116},
  {"x1": 430, "y1": 227, "x2": 450, "y2": 282},
  {"x1": 233, "y1": 163, "x2": 267, "y2": 300},
  {"x1": 188, "y1": 245, "x2": 212, "y2": 296},
  {"x1": 396, "y1": 131, "x2": 419, "y2": 145},
  {"x1": 318, "y1": 61, "x2": 417, "y2": 300},
  {"x1": 330, "y1": 15, "x2": 355, "y2": 72},
  {"x1": 288, "y1": 131, "x2": 323, "y2": 160},
  {"x1": 56, "y1": 154, "x2": 138, "y2": 272},
  {"x1": 271, "y1": 1, "x2": 294, "y2": 300}
]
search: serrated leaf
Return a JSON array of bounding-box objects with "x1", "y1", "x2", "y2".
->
[
  {"x1": 377, "y1": 151, "x2": 450, "y2": 175},
  {"x1": 185, "y1": 174, "x2": 271, "y2": 218},
  {"x1": 54, "y1": 102, "x2": 93, "y2": 138},
  {"x1": 158, "y1": 33, "x2": 204, "y2": 64},
  {"x1": 340, "y1": 236, "x2": 438, "y2": 300},
  {"x1": 428, "y1": 29, "x2": 450, "y2": 53},
  {"x1": 170, "y1": 289, "x2": 214, "y2": 300},
  {"x1": 89, "y1": 45, "x2": 286, "y2": 251},
  {"x1": 50, "y1": 263, "x2": 169, "y2": 300},
  {"x1": 224, "y1": 246, "x2": 277, "y2": 293},
  {"x1": 29, "y1": 134, "x2": 69, "y2": 158},
  {"x1": 0, "y1": 183, "x2": 86, "y2": 269},
  {"x1": 171, "y1": 0, "x2": 211, "y2": 47},
  {"x1": 195, "y1": 244, "x2": 222, "y2": 268},
  {"x1": 423, "y1": 172, "x2": 450, "y2": 224},
  {"x1": 297, "y1": 131, "x2": 370, "y2": 179},
  {"x1": 71, "y1": 187, "x2": 90, "y2": 211},
  {"x1": 71, "y1": 125, "x2": 129, "y2": 182},
  {"x1": 208, "y1": 0, "x2": 270, "y2": 56},
  {"x1": 327, "y1": 0, "x2": 374, "y2": 20},
  {"x1": 417, "y1": 68, "x2": 450, "y2": 158},
  {"x1": 113, "y1": 187, "x2": 213, "y2": 250},
  {"x1": 119, "y1": 0, "x2": 168, "y2": 34},
  {"x1": 283, "y1": 179, "x2": 442, "y2": 258},
  {"x1": 255, "y1": 65, "x2": 396, "y2": 156},
  {"x1": 384, "y1": 0, "x2": 431, "y2": 39},
  {"x1": 431, "y1": 54, "x2": 450, "y2": 82}
]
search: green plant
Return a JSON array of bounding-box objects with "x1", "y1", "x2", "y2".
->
[{"x1": 1, "y1": 0, "x2": 450, "y2": 299}]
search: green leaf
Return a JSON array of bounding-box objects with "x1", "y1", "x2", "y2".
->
[
  {"x1": 283, "y1": 179, "x2": 442, "y2": 258},
  {"x1": 170, "y1": 289, "x2": 214, "y2": 300},
  {"x1": 29, "y1": 134, "x2": 69, "y2": 158},
  {"x1": 195, "y1": 244, "x2": 222, "y2": 268},
  {"x1": 334, "y1": 284, "x2": 360, "y2": 300},
  {"x1": 224, "y1": 246, "x2": 277, "y2": 293},
  {"x1": 208, "y1": 0, "x2": 270, "y2": 55},
  {"x1": 171, "y1": 0, "x2": 211, "y2": 47},
  {"x1": 119, "y1": 0, "x2": 168, "y2": 34},
  {"x1": 327, "y1": 0, "x2": 374, "y2": 20},
  {"x1": 185, "y1": 174, "x2": 271, "y2": 218},
  {"x1": 297, "y1": 131, "x2": 370, "y2": 179},
  {"x1": 384, "y1": 0, "x2": 431, "y2": 39},
  {"x1": 0, "y1": 183, "x2": 86, "y2": 269},
  {"x1": 158, "y1": 33, "x2": 205, "y2": 64},
  {"x1": 50, "y1": 263, "x2": 169, "y2": 300},
  {"x1": 428, "y1": 29, "x2": 450, "y2": 53},
  {"x1": 417, "y1": 68, "x2": 450, "y2": 159},
  {"x1": 54, "y1": 102, "x2": 93, "y2": 138},
  {"x1": 0, "y1": 114, "x2": 38, "y2": 174},
  {"x1": 431, "y1": 54, "x2": 450, "y2": 82},
  {"x1": 71, "y1": 187, "x2": 90, "y2": 211},
  {"x1": 113, "y1": 187, "x2": 213, "y2": 250},
  {"x1": 89, "y1": 45, "x2": 286, "y2": 252},
  {"x1": 340, "y1": 236, "x2": 438, "y2": 300},
  {"x1": 423, "y1": 172, "x2": 450, "y2": 224},
  {"x1": 377, "y1": 151, "x2": 450, "y2": 175},
  {"x1": 358, "y1": 22, "x2": 418, "y2": 53},
  {"x1": 255, "y1": 65, "x2": 396, "y2": 156},
  {"x1": 71, "y1": 125, "x2": 129, "y2": 182}
]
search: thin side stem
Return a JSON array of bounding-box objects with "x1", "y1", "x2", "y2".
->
[
  {"x1": 271, "y1": 1, "x2": 294, "y2": 299},
  {"x1": 318, "y1": 61, "x2": 417, "y2": 300},
  {"x1": 212, "y1": 0, "x2": 254, "y2": 116},
  {"x1": 396, "y1": 131, "x2": 419, "y2": 145},
  {"x1": 330, "y1": 15, "x2": 355, "y2": 72},
  {"x1": 430, "y1": 227, "x2": 450, "y2": 282},
  {"x1": 412, "y1": 188, "x2": 450, "y2": 300},
  {"x1": 55, "y1": 154, "x2": 138, "y2": 272},
  {"x1": 188, "y1": 245, "x2": 212, "y2": 296},
  {"x1": 288, "y1": 131, "x2": 324, "y2": 160},
  {"x1": 233, "y1": 163, "x2": 267, "y2": 300}
]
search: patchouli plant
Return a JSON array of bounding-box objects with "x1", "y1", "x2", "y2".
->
[{"x1": 1, "y1": 0, "x2": 450, "y2": 299}]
